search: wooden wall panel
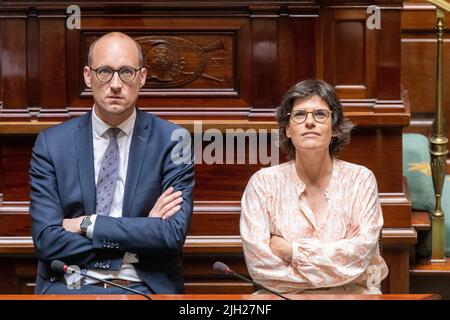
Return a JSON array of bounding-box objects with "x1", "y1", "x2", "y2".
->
[
  {"x1": 0, "y1": 136, "x2": 33, "y2": 201},
  {"x1": 377, "y1": 8, "x2": 402, "y2": 101},
  {"x1": 342, "y1": 127, "x2": 404, "y2": 192},
  {"x1": 0, "y1": 126, "x2": 412, "y2": 232},
  {"x1": 336, "y1": 21, "x2": 365, "y2": 85},
  {"x1": 2, "y1": 19, "x2": 27, "y2": 109},
  {"x1": 0, "y1": 2, "x2": 407, "y2": 121},
  {"x1": 0, "y1": 198, "x2": 411, "y2": 238},
  {"x1": 382, "y1": 246, "x2": 412, "y2": 294},
  {"x1": 251, "y1": 14, "x2": 278, "y2": 108},
  {"x1": 402, "y1": 37, "x2": 450, "y2": 114},
  {"x1": 83, "y1": 33, "x2": 236, "y2": 91},
  {"x1": 280, "y1": 17, "x2": 317, "y2": 97},
  {"x1": 0, "y1": 20, "x2": 3, "y2": 105},
  {"x1": 0, "y1": 128, "x2": 405, "y2": 201},
  {"x1": 65, "y1": 28, "x2": 83, "y2": 111},
  {"x1": 40, "y1": 19, "x2": 67, "y2": 108},
  {"x1": 0, "y1": 212, "x2": 31, "y2": 236},
  {"x1": 26, "y1": 9, "x2": 39, "y2": 110},
  {"x1": 322, "y1": 8, "x2": 378, "y2": 99},
  {"x1": 64, "y1": 17, "x2": 253, "y2": 112}
]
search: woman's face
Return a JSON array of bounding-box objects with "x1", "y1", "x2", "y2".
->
[{"x1": 286, "y1": 95, "x2": 334, "y2": 155}]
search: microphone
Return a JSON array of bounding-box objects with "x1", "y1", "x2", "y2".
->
[
  {"x1": 213, "y1": 261, "x2": 291, "y2": 300},
  {"x1": 50, "y1": 260, "x2": 151, "y2": 300}
]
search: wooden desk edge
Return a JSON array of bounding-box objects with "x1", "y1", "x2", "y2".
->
[{"x1": 0, "y1": 294, "x2": 441, "y2": 300}]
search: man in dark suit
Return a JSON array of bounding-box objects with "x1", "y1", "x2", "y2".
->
[{"x1": 29, "y1": 32, "x2": 194, "y2": 295}]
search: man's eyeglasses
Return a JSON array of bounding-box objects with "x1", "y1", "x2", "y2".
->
[
  {"x1": 287, "y1": 109, "x2": 332, "y2": 124},
  {"x1": 90, "y1": 66, "x2": 143, "y2": 83}
]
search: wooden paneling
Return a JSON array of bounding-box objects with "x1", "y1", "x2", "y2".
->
[
  {"x1": 377, "y1": 8, "x2": 402, "y2": 101},
  {"x1": 26, "y1": 8, "x2": 39, "y2": 109},
  {"x1": 0, "y1": 19, "x2": 3, "y2": 105},
  {"x1": 40, "y1": 19, "x2": 66, "y2": 108},
  {"x1": 251, "y1": 10, "x2": 278, "y2": 109},
  {"x1": 412, "y1": 211, "x2": 431, "y2": 231},
  {"x1": 322, "y1": 8, "x2": 378, "y2": 99},
  {"x1": 1, "y1": 128, "x2": 406, "y2": 200},
  {"x1": 65, "y1": 28, "x2": 83, "y2": 111},
  {"x1": 0, "y1": 199, "x2": 413, "y2": 238},
  {"x1": 410, "y1": 277, "x2": 450, "y2": 300},
  {"x1": 0, "y1": 2, "x2": 408, "y2": 121},
  {"x1": 342, "y1": 127, "x2": 404, "y2": 192},
  {"x1": 83, "y1": 33, "x2": 236, "y2": 91},
  {"x1": 410, "y1": 257, "x2": 450, "y2": 275},
  {"x1": 381, "y1": 246, "x2": 413, "y2": 294},
  {"x1": 2, "y1": 19, "x2": 27, "y2": 109},
  {"x1": 402, "y1": 37, "x2": 450, "y2": 114},
  {"x1": 287, "y1": 17, "x2": 317, "y2": 90},
  {"x1": 0, "y1": 211, "x2": 31, "y2": 236},
  {"x1": 69, "y1": 17, "x2": 253, "y2": 111},
  {"x1": 0, "y1": 129, "x2": 412, "y2": 230},
  {"x1": 336, "y1": 21, "x2": 365, "y2": 85},
  {"x1": 410, "y1": 257, "x2": 450, "y2": 299},
  {"x1": 0, "y1": 137, "x2": 33, "y2": 202}
]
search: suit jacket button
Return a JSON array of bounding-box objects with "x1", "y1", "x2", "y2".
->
[
  {"x1": 94, "y1": 262, "x2": 99, "y2": 268},
  {"x1": 50, "y1": 277, "x2": 56, "y2": 282},
  {"x1": 105, "y1": 264, "x2": 110, "y2": 268}
]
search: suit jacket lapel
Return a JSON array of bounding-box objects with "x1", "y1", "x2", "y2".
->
[
  {"x1": 122, "y1": 110, "x2": 151, "y2": 217},
  {"x1": 74, "y1": 112, "x2": 96, "y2": 216}
]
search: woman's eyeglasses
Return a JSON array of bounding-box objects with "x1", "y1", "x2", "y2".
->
[{"x1": 287, "y1": 109, "x2": 332, "y2": 124}]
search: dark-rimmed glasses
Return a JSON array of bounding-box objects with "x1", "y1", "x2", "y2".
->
[
  {"x1": 90, "y1": 66, "x2": 143, "y2": 83},
  {"x1": 287, "y1": 109, "x2": 332, "y2": 124}
]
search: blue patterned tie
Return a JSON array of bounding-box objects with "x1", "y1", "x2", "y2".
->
[{"x1": 95, "y1": 127, "x2": 121, "y2": 216}]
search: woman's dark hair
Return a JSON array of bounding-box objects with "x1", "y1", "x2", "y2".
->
[{"x1": 276, "y1": 79, "x2": 354, "y2": 159}]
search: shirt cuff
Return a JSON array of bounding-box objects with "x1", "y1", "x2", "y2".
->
[
  {"x1": 86, "y1": 215, "x2": 97, "y2": 239},
  {"x1": 123, "y1": 251, "x2": 139, "y2": 263},
  {"x1": 291, "y1": 240, "x2": 312, "y2": 269}
]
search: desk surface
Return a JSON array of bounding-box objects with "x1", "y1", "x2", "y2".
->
[{"x1": 0, "y1": 294, "x2": 440, "y2": 300}]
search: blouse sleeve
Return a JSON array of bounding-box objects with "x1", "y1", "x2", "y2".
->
[
  {"x1": 290, "y1": 170, "x2": 384, "y2": 288},
  {"x1": 240, "y1": 172, "x2": 310, "y2": 289}
]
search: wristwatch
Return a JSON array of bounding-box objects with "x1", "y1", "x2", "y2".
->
[{"x1": 80, "y1": 216, "x2": 92, "y2": 236}]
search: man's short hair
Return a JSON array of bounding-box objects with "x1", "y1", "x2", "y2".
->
[{"x1": 87, "y1": 32, "x2": 144, "y2": 67}]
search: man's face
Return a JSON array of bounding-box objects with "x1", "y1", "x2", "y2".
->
[{"x1": 83, "y1": 35, "x2": 147, "y2": 125}]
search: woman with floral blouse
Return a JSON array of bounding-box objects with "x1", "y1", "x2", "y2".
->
[{"x1": 240, "y1": 79, "x2": 388, "y2": 294}]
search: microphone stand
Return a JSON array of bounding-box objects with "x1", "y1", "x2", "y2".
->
[{"x1": 228, "y1": 270, "x2": 291, "y2": 300}]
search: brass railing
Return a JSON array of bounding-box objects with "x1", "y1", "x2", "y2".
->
[{"x1": 427, "y1": 0, "x2": 449, "y2": 261}]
